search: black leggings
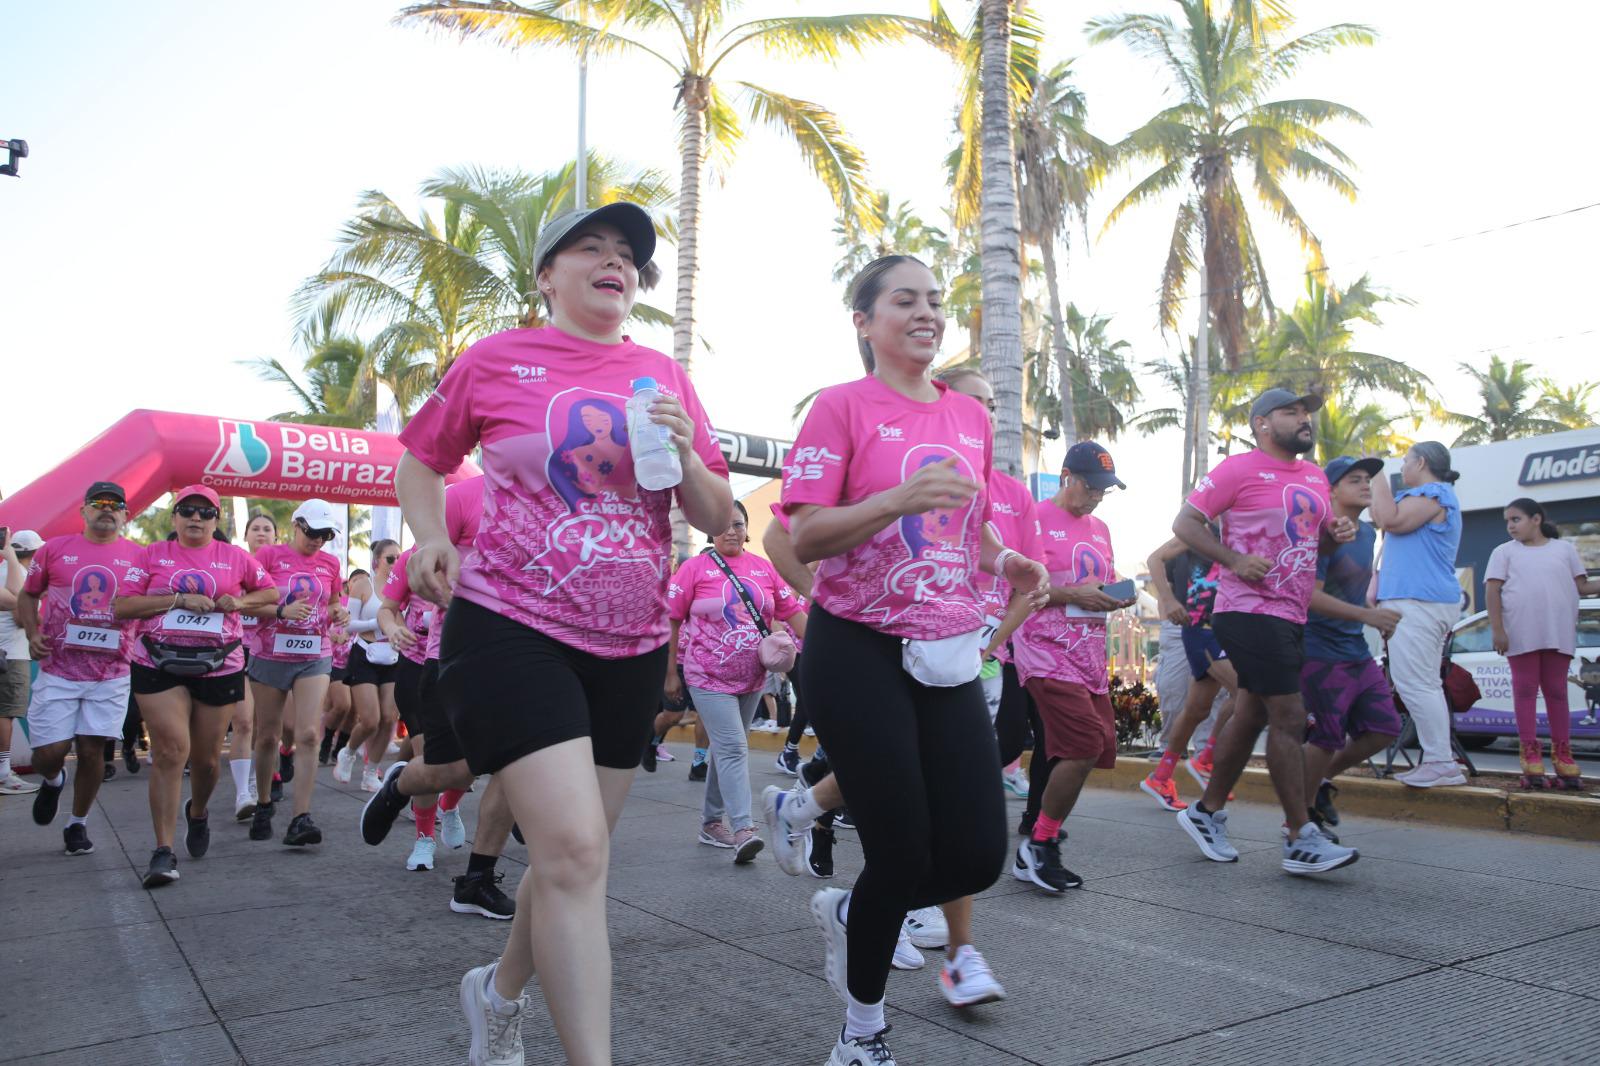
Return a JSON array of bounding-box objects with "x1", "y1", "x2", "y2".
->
[
  {"x1": 784, "y1": 659, "x2": 809, "y2": 746},
  {"x1": 1024, "y1": 693, "x2": 1058, "y2": 825},
  {"x1": 995, "y1": 661, "x2": 1031, "y2": 766},
  {"x1": 801, "y1": 607, "x2": 1007, "y2": 1004}
]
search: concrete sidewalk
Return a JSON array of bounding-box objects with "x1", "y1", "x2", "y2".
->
[{"x1": 3, "y1": 743, "x2": 1598, "y2": 1065}]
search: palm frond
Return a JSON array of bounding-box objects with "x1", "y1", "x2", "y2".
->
[
  {"x1": 737, "y1": 82, "x2": 873, "y2": 226},
  {"x1": 395, "y1": 1, "x2": 680, "y2": 72}
]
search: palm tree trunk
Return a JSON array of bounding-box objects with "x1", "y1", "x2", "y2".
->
[
  {"x1": 977, "y1": 0, "x2": 1025, "y2": 478},
  {"x1": 1041, "y1": 237, "x2": 1076, "y2": 444},
  {"x1": 673, "y1": 77, "x2": 708, "y2": 373},
  {"x1": 1192, "y1": 297, "x2": 1212, "y2": 484}
]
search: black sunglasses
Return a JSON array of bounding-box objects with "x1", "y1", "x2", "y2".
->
[
  {"x1": 296, "y1": 519, "x2": 336, "y2": 543},
  {"x1": 175, "y1": 505, "x2": 220, "y2": 520}
]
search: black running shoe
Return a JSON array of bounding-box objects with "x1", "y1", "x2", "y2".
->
[
  {"x1": 450, "y1": 870, "x2": 515, "y2": 920},
  {"x1": 1307, "y1": 806, "x2": 1341, "y2": 845},
  {"x1": 775, "y1": 746, "x2": 801, "y2": 776},
  {"x1": 269, "y1": 775, "x2": 283, "y2": 803},
  {"x1": 1313, "y1": 780, "x2": 1341, "y2": 827},
  {"x1": 641, "y1": 739, "x2": 657, "y2": 773},
  {"x1": 124, "y1": 744, "x2": 140, "y2": 773},
  {"x1": 688, "y1": 759, "x2": 708, "y2": 782},
  {"x1": 1013, "y1": 837, "x2": 1081, "y2": 893},
  {"x1": 64, "y1": 823, "x2": 94, "y2": 855},
  {"x1": 33, "y1": 775, "x2": 64, "y2": 826},
  {"x1": 511, "y1": 822, "x2": 524, "y2": 845},
  {"x1": 317, "y1": 734, "x2": 333, "y2": 766},
  {"x1": 249, "y1": 803, "x2": 275, "y2": 841},
  {"x1": 184, "y1": 799, "x2": 211, "y2": 858},
  {"x1": 142, "y1": 847, "x2": 179, "y2": 888},
  {"x1": 807, "y1": 825, "x2": 835, "y2": 878},
  {"x1": 102, "y1": 761, "x2": 116, "y2": 781},
  {"x1": 1017, "y1": 811, "x2": 1035, "y2": 838},
  {"x1": 359, "y1": 761, "x2": 409, "y2": 845},
  {"x1": 283, "y1": 813, "x2": 322, "y2": 846},
  {"x1": 833, "y1": 808, "x2": 855, "y2": 831},
  {"x1": 278, "y1": 749, "x2": 295, "y2": 784}
]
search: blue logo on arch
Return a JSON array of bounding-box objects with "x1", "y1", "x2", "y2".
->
[{"x1": 207, "y1": 420, "x2": 272, "y2": 477}]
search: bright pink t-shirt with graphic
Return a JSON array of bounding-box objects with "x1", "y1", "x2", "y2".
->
[
  {"x1": 980, "y1": 471, "x2": 1043, "y2": 664},
  {"x1": 252, "y1": 543, "x2": 344, "y2": 661},
  {"x1": 331, "y1": 616, "x2": 352, "y2": 669},
  {"x1": 781, "y1": 376, "x2": 993, "y2": 641},
  {"x1": 23, "y1": 534, "x2": 144, "y2": 682},
  {"x1": 382, "y1": 547, "x2": 434, "y2": 666},
  {"x1": 1014, "y1": 502, "x2": 1116, "y2": 692},
  {"x1": 400, "y1": 327, "x2": 729, "y2": 660},
  {"x1": 668, "y1": 549, "x2": 804, "y2": 694},
  {"x1": 1186, "y1": 450, "x2": 1332, "y2": 624},
  {"x1": 123, "y1": 540, "x2": 273, "y2": 677}
]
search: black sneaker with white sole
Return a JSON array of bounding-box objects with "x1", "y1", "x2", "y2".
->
[
  {"x1": 142, "y1": 847, "x2": 179, "y2": 888},
  {"x1": 184, "y1": 799, "x2": 210, "y2": 858},
  {"x1": 807, "y1": 825, "x2": 835, "y2": 878},
  {"x1": 33, "y1": 775, "x2": 64, "y2": 826},
  {"x1": 1012, "y1": 837, "x2": 1081, "y2": 893},
  {"x1": 249, "y1": 803, "x2": 275, "y2": 841},
  {"x1": 1313, "y1": 780, "x2": 1340, "y2": 826},
  {"x1": 1307, "y1": 805, "x2": 1340, "y2": 844},
  {"x1": 359, "y1": 761, "x2": 409, "y2": 845},
  {"x1": 63, "y1": 823, "x2": 95, "y2": 855},
  {"x1": 451, "y1": 870, "x2": 516, "y2": 919},
  {"x1": 833, "y1": 808, "x2": 855, "y2": 831},
  {"x1": 283, "y1": 813, "x2": 322, "y2": 846}
]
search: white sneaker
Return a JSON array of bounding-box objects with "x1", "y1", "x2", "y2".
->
[
  {"x1": 361, "y1": 766, "x2": 383, "y2": 793},
  {"x1": 440, "y1": 807, "x2": 466, "y2": 849},
  {"x1": 1001, "y1": 766, "x2": 1029, "y2": 798},
  {"x1": 0, "y1": 772, "x2": 41, "y2": 795},
  {"x1": 1395, "y1": 760, "x2": 1468, "y2": 789},
  {"x1": 902, "y1": 906, "x2": 949, "y2": 949},
  {"x1": 939, "y1": 945, "x2": 1006, "y2": 1007},
  {"x1": 810, "y1": 887, "x2": 850, "y2": 1002},
  {"x1": 234, "y1": 790, "x2": 256, "y2": 821},
  {"x1": 762, "y1": 785, "x2": 809, "y2": 877},
  {"x1": 406, "y1": 835, "x2": 437, "y2": 871},
  {"x1": 828, "y1": 1026, "x2": 897, "y2": 1066},
  {"x1": 460, "y1": 959, "x2": 528, "y2": 1066},
  {"x1": 804, "y1": 726, "x2": 816, "y2": 737},
  {"x1": 891, "y1": 929, "x2": 924, "y2": 970},
  {"x1": 386, "y1": 740, "x2": 401, "y2": 756},
  {"x1": 333, "y1": 747, "x2": 356, "y2": 784}
]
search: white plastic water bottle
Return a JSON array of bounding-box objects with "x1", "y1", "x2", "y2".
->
[{"x1": 627, "y1": 376, "x2": 683, "y2": 491}]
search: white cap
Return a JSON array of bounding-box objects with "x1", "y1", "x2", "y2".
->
[
  {"x1": 292, "y1": 499, "x2": 340, "y2": 530},
  {"x1": 9, "y1": 529, "x2": 43, "y2": 552}
]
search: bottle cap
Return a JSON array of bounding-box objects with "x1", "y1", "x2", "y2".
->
[{"x1": 631, "y1": 376, "x2": 658, "y2": 392}]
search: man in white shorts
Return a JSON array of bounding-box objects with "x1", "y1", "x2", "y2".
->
[{"x1": 17, "y1": 482, "x2": 142, "y2": 855}]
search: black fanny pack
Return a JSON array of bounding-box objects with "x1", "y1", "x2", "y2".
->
[{"x1": 142, "y1": 636, "x2": 241, "y2": 678}]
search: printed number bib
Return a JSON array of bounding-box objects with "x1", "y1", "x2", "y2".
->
[
  {"x1": 241, "y1": 615, "x2": 259, "y2": 628},
  {"x1": 272, "y1": 632, "x2": 321, "y2": 657},
  {"x1": 163, "y1": 608, "x2": 224, "y2": 635},
  {"x1": 64, "y1": 623, "x2": 121, "y2": 652}
]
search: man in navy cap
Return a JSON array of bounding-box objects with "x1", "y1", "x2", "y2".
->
[{"x1": 1299, "y1": 456, "x2": 1403, "y2": 836}]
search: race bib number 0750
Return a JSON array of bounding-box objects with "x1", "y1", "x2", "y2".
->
[
  {"x1": 64, "y1": 624, "x2": 121, "y2": 652},
  {"x1": 272, "y1": 632, "x2": 320, "y2": 656}
]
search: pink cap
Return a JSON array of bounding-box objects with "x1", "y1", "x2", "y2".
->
[{"x1": 173, "y1": 483, "x2": 221, "y2": 509}]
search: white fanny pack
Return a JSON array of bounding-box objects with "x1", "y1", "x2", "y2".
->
[
  {"x1": 363, "y1": 640, "x2": 399, "y2": 666},
  {"x1": 901, "y1": 629, "x2": 983, "y2": 688}
]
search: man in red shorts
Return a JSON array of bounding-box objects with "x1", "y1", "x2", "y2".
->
[{"x1": 1008, "y1": 443, "x2": 1136, "y2": 893}]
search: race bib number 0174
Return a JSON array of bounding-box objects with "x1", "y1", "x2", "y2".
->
[
  {"x1": 64, "y1": 624, "x2": 121, "y2": 652},
  {"x1": 273, "y1": 633, "x2": 320, "y2": 657}
]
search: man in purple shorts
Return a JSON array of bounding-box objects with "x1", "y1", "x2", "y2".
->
[{"x1": 1300, "y1": 456, "x2": 1403, "y2": 838}]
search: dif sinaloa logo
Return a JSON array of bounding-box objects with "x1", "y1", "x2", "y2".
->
[{"x1": 206, "y1": 420, "x2": 273, "y2": 477}]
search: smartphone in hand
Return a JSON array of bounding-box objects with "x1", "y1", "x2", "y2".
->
[{"x1": 1100, "y1": 578, "x2": 1137, "y2": 602}]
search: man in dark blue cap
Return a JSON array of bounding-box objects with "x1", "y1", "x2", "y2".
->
[{"x1": 1298, "y1": 456, "x2": 1403, "y2": 836}]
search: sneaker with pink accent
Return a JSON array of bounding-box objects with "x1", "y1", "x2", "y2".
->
[
  {"x1": 654, "y1": 745, "x2": 675, "y2": 762},
  {"x1": 1139, "y1": 773, "x2": 1188, "y2": 811},
  {"x1": 1395, "y1": 760, "x2": 1467, "y2": 789},
  {"x1": 731, "y1": 826, "x2": 765, "y2": 864},
  {"x1": 698, "y1": 821, "x2": 736, "y2": 848}
]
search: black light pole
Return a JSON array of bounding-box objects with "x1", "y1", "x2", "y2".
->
[{"x1": 1, "y1": 138, "x2": 29, "y2": 177}]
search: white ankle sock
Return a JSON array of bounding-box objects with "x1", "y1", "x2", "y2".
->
[
  {"x1": 0, "y1": 749, "x2": 11, "y2": 777},
  {"x1": 230, "y1": 759, "x2": 251, "y2": 795},
  {"x1": 67, "y1": 814, "x2": 87, "y2": 828},
  {"x1": 485, "y1": 963, "x2": 519, "y2": 1014},
  {"x1": 843, "y1": 994, "x2": 885, "y2": 1041},
  {"x1": 46, "y1": 770, "x2": 66, "y2": 788},
  {"x1": 786, "y1": 786, "x2": 826, "y2": 825}
]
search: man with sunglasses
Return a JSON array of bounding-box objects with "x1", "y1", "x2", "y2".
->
[
  {"x1": 18, "y1": 481, "x2": 143, "y2": 855},
  {"x1": 245, "y1": 498, "x2": 348, "y2": 846}
]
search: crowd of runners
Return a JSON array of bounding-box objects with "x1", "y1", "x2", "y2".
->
[{"x1": 4, "y1": 199, "x2": 1597, "y2": 1066}]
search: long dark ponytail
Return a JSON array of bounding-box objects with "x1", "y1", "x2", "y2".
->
[{"x1": 1507, "y1": 497, "x2": 1560, "y2": 539}]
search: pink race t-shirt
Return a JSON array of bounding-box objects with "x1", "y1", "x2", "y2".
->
[
  {"x1": 382, "y1": 547, "x2": 434, "y2": 665},
  {"x1": 400, "y1": 327, "x2": 729, "y2": 659},
  {"x1": 1186, "y1": 451, "x2": 1332, "y2": 624},
  {"x1": 979, "y1": 471, "x2": 1044, "y2": 663},
  {"x1": 252, "y1": 543, "x2": 344, "y2": 661},
  {"x1": 781, "y1": 376, "x2": 993, "y2": 641},
  {"x1": 330, "y1": 616, "x2": 352, "y2": 670},
  {"x1": 668, "y1": 549, "x2": 804, "y2": 694},
  {"x1": 123, "y1": 539, "x2": 273, "y2": 677},
  {"x1": 1013, "y1": 502, "x2": 1116, "y2": 692},
  {"x1": 23, "y1": 534, "x2": 144, "y2": 682}
]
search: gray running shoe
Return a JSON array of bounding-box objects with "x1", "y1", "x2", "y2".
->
[
  {"x1": 1282, "y1": 823, "x2": 1359, "y2": 876},
  {"x1": 1177, "y1": 806, "x2": 1239, "y2": 863}
]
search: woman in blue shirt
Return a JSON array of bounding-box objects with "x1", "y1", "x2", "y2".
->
[{"x1": 1370, "y1": 441, "x2": 1465, "y2": 788}]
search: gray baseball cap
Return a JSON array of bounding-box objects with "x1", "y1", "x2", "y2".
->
[
  {"x1": 1249, "y1": 387, "x2": 1323, "y2": 423},
  {"x1": 532, "y1": 202, "x2": 657, "y2": 273}
]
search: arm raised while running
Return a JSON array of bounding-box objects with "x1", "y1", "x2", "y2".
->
[
  {"x1": 1174, "y1": 503, "x2": 1270, "y2": 584},
  {"x1": 398, "y1": 452, "x2": 456, "y2": 605}
]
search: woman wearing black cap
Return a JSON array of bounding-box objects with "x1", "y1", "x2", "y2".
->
[{"x1": 396, "y1": 202, "x2": 732, "y2": 1066}]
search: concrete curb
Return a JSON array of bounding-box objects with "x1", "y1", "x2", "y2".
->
[{"x1": 666, "y1": 726, "x2": 1600, "y2": 842}]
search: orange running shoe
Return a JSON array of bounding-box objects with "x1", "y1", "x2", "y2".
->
[{"x1": 1139, "y1": 773, "x2": 1188, "y2": 811}]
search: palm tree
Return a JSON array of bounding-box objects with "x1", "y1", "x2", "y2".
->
[
  {"x1": 1057, "y1": 305, "x2": 1140, "y2": 441},
  {"x1": 1089, "y1": 0, "x2": 1374, "y2": 482},
  {"x1": 1249, "y1": 273, "x2": 1424, "y2": 404},
  {"x1": 831, "y1": 191, "x2": 948, "y2": 288},
  {"x1": 248, "y1": 303, "x2": 384, "y2": 428},
  {"x1": 1445, "y1": 355, "x2": 1573, "y2": 445},
  {"x1": 1312, "y1": 392, "x2": 1412, "y2": 466},
  {"x1": 1537, "y1": 379, "x2": 1600, "y2": 430},
  {"x1": 397, "y1": 1, "x2": 947, "y2": 372},
  {"x1": 1016, "y1": 61, "x2": 1103, "y2": 444}
]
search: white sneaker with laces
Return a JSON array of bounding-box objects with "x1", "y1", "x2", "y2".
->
[
  {"x1": 1395, "y1": 760, "x2": 1467, "y2": 789},
  {"x1": 333, "y1": 747, "x2": 356, "y2": 784},
  {"x1": 902, "y1": 906, "x2": 949, "y2": 949},
  {"x1": 891, "y1": 929, "x2": 924, "y2": 970},
  {"x1": 1001, "y1": 767, "x2": 1029, "y2": 798},
  {"x1": 810, "y1": 887, "x2": 850, "y2": 1002},
  {"x1": 460, "y1": 959, "x2": 527, "y2": 1066},
  {"x1": 0, "y1": 772, "x2": 40, "y2": 795},
  {"x1": 361, "y1": 766, "x2": 383, "y2": 793},
  {"x1": 763, "y1": 785, "x2": 809, "y2": 876},
  {"x1": 939, "y1": 944, "x2": 1006, "y2": 1007},
  {"x1": 440, "y1": 807, "x2": 466, "y2": 849},
  {"x1": 828, "y1": 1025, "x2": 897, "y2": 1066},
  {"x1": 406, "y1": 835, "x2": 437, "y2": 871}
]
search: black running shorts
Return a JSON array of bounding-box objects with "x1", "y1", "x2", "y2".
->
[
  {"x1": 437, "y1": 597, "x2": 669, "y2": 776},
  {"x1": 1211, "y1": 611, "x2": 1304, "y2": 697},
  {"x1": 345, "y1": 643, "x2": 398, "y2": 688},
  {"x1": 131, "y1": 662, "x2": 247, "y2": 707},
  {"x1": 415, "y1": 660, "x2": 464, "y2": 766}
]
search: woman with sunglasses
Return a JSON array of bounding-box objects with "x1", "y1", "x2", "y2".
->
[
  {"x1": 334, "y1": 539, "x2": 401, "y2": 792},
  {"x1": 245, "y1": 498, "x2": 348, "y2": 846},
  {"x1": 114, "y1": 486, "x2": 278, "y2": 886},
  {"x1": 396, "y1": 202, "x2": 731, "y2": 1065}
]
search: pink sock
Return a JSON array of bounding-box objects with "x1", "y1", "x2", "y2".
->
[
  {"x1": 413, "y1": 801, "x2": 438, "y2": 837},
  {"x1": 439, "y1": 789, "x2": 466, "y2": 812},
  {"x1": 1200, "y1": 735, "x2": 1218, "y2": 758},
  {"x1": 1032, "y1": 813, "x2": 1063, "y2": 844},
  {"x1": 1152, "y1": 750, "x2": 1180, "y2": 783},
  {"x1": 1003, "y1": 758, "x2": 1021, "y2": 774}
]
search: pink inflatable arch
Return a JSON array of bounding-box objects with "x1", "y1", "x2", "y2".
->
[{"x1": 0, "y1": 410, "x2": 480, "y2": 539}]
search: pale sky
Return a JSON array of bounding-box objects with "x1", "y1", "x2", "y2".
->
[{"x1": 5, "y1": 1, "x2": 1597, "y2": 569}]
